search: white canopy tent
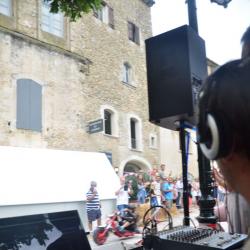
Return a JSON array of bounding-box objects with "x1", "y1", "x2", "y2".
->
[{"x1": 0, "y1": 146, "x2": 120, "y2": 230}]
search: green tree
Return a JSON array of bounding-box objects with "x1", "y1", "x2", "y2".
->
[{"x1": 44, "y1": 0, "x2": 102, "y2": 21}]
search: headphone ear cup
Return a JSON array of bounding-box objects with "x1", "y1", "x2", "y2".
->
[
  {"x1": 200, "y1": 114, "x2": 220, "y2": 160},
  {"x1": 200, "y1": 113, "x2": 233, "y2": 160}
]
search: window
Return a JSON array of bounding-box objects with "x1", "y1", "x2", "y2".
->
[
  {"x1": 94, "y1": 2, "x2": 114, "y2": 29},
  {"x1": 130, "y1": 118, "x2": 137, "y2": 149},
  {"x1": 101, "y1": 106, "x2": 119, "y2": 137},
  {"x1": 122, "y1": 62, "x2": 131, "y2": 84},
  {"x1": 0, "y1": 0, "x2": 11, "y2": 16},
  {"x1": 128, "y1": 21, "x2": 140, "y2": 44},
  {"x1": 149, "y1": 134, "x2": 157, "y2": 149},
  {"x1": 128, "y1": 115, "x2": 142, "y2": 150},
  {"x1": 16, "y1": 79, "x2": 42, "y2": 132},
  {"x1": 41, "y1": 1, "x2": 64, "y2": 37},
  {"x1": 104, "y1": 109, "x2": 112, "y2": 135}
]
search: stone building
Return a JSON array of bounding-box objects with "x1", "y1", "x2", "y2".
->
[{"x1": 0, "y1": 0, "x2": 160, "y2": 175}]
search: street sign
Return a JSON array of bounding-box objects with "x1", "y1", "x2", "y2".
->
[{"x1": 88, "y1": 119, "x2": 103, "y2": 134}]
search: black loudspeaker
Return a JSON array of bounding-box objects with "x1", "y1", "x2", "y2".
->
[{"x1": 145, "y1": 25, "x2": 207, "y2": 130}]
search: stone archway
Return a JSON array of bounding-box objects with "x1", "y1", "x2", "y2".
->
[
  {"x1": 119, "y1": 155, "x2": 151, "y2": 176},
  {"x1": 124, "y1": 162, "x2": 141, "y2": 173}
]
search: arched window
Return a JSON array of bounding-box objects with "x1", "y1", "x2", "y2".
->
[
  {"x1": 130, "y1": 118, "x2": 137, "y2": 149},
  {"x1": 16, "y1": 79, "x2": 42, "y2": 132},
  {"x1": 122, "y1": 62, "x2": 131, "y2": 84},
  {"x1": 104, "y1": 109, "x2": 112, "y2": 135},
  {"x1": 128, "y1": 115, "x2": 142, "y2": 150},
  {"x1": 101, "y1": 106, "x2": 119, "y2": 137}
]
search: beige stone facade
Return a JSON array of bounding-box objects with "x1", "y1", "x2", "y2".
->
[{"x1": 0, "y1": 0, "x2": 160, "y2": 174}]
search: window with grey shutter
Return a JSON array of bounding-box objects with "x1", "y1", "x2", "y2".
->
[
  {"x1": 127, "y1": 21, "x2": 140, "y2": 45},
  {"x1": 16, "y1": 79, "x2": 42, "y2": 132},
  {"x1": 104, "y1": 110, "x2": 112, "y2": 135},
  {"x1": 128, "y1": 22, "x2": 134, "y2": 41},
  {"x1": 130, "y1": 119, "x2": 137, "y2": 149},
  {"x1": 134, "y1": 25, "x2": 140, "y2": 45},
  {"x1": 0, "y1": 0, "x2": 11, "y2": 16},
  {"x1": 108, "y1": 7, "x2": 114, "y2": 29}
]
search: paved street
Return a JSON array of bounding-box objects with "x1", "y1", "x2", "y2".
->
[{"x1": 88, "y1": 206, "x2": 201, "y2": 250}]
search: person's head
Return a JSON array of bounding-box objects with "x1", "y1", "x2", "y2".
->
[
  {"x1": 155, "y1": 173, "x2": 161, "y2": 182},
  {"x1": 160, "y1": 164, "x2": 165, "y2": 171},
  {"x1": 241, "y1": 26, "x2": 250, "y2": 58},
  {"x1": 198, "y1": 58, "x2": 250, "y2": 197},
  {"x1": 90, "y1": 181, "x2": 97, "y2": 191},
  {"x1": 120, "y1": 176, "x2": 126, "y2": 185}
]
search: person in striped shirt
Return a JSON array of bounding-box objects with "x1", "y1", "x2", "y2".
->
[{"x1": 86, "y1": 181, "x2": 102, "y2": 232}]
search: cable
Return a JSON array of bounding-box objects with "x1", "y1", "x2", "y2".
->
[{"x1": 142, "y1": 205, "x2": 173, "y2": 236}]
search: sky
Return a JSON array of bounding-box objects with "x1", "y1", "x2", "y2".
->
[{"x1": 151, "y1": 0, "x2": 250, "y2": 65}]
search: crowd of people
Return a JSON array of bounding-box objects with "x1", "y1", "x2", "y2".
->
[{"x1": 117, "y1": 164, "x2": 185, "y2": 210}]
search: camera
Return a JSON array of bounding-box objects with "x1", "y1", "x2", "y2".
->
[{"x1": 124, "y1": 183, "x2": 128, "y2": 191}]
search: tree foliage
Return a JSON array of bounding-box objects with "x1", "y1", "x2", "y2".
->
[{"x1": 44, "y1": 0, "x2": 102, "y2": 21}]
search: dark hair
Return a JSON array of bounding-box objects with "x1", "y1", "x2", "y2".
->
[
  {"x1": 199, "y1": 58, "x2": 250, "y2": 158},
  {"x1": 241, "y1": 26, "x2": 250, "y2": 44}
]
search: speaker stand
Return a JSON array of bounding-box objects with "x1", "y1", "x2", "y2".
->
[{"x1": 179, "y1": 121, "x2": 190, "y2": 226}]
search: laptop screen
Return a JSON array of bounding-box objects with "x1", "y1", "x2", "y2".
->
[{"x1": 0, "y1": 210, "x2": 91, "y2": 250}]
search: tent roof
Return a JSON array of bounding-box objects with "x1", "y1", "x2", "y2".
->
[{"x1": 0, "y1": 146, "x2": 120, "y2": 206}]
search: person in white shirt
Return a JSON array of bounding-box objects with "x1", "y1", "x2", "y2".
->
[{"x1": 115, "y1": 176, "x2": 133, "y2": 213}]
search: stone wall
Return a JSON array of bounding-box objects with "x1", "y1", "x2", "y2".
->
[{"x1": 0, "y1": 0, "x2": 160, "y2": 172}]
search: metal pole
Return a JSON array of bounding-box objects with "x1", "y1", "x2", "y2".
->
[
  {"x1": 186, "y1": 0, "x2": 217, "y2": 225},
  {"x1": 179, "y1": 122, "x2": 190, "y2": 226},
  {"x1": 187, "y1": 0, "x2": 199, "y2": 33}
]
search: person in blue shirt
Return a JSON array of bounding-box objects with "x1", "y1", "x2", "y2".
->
[{"x1": 161, "y1": 178, "x2": 174, "y2": 209}]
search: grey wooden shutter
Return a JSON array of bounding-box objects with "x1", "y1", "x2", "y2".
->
[
  {"x1": 135, "y1": 25, "x2": 140, "y2": 45},
  {"x1": 128, "y1": 22, "x2": 133, "y2": 41},
  {"x1": 108, "y1": 7, "x2": 114, "y2": 29},
  {"x1": 30, "y1": 80, "x2": 42, "y2": 132},
  {"x1": 16, "y1": 79, "x2": 42, "y2": 132},
  {"x1": 16, "y1": 79, "x2": 30, "y2": 130}
]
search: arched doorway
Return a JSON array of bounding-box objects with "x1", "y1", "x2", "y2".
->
[
  {"x1": 124, "y1": 162, "x2": 141, "y2": 174},
  {"x1": 120, "y1": 156, "x2": 151, "y2": 176}
]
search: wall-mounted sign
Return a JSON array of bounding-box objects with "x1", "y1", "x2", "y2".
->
[{"x1": 88, "y1": 119, "x2": 103, "y2": 134}]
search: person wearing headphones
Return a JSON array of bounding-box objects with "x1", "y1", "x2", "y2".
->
[
  {"x1": 204, "y1": 26, "x2": 250, "y2": 235},
  {"x1": 198, "y1": 44, "x2": 250, "y2": 249}
]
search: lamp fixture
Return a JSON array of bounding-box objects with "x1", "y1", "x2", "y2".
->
[{"x1": 210, "y1": 0, "x2": 232, "y2": 8}]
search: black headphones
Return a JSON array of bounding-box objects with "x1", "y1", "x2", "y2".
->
[
  {"x1": 198, "y1": 58, "x2": 250, "y2": 160},
  {"x1": 198, "y1": 68, "x2": 235, "y2": 160},
  {"x1": 198, "y1": 109, "x2": 233, "y2": 160}
]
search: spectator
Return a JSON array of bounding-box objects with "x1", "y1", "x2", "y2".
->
[
  {"x1": 152, "y1": 173, "x2": 162, "y2": 205},
  {"x1": 137, "y1": 175, "x2": 147, "y2": 204},
  {"x1": 176, "y1": 177, "x2": 183, "y2": 209},
  {"x1": 148, "y1": 182, "x2": 158, "y2": 207},
  {"x1": 86, "y1": 181, "x2": 102, "y2": 232},
  {"x1": 115, "y1": 176, "x2": 132, "y2": 213},
  {"x1": 192, "y1": 178, "x2": 201, "y2": 206},
  {"x1": 162, "y1": 177, "x2": 174, "y2": 209},
  {"x1": 159, "y1": 164, "x2": 166, "y2": 180}
]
